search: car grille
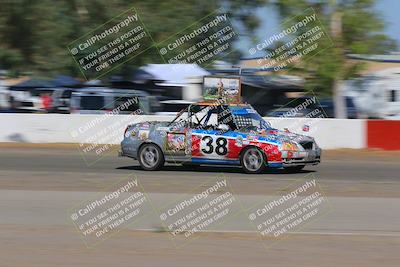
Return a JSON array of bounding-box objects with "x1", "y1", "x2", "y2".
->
[{"x1": 300, "y1": 141, "x2": 314, "y2": 150}]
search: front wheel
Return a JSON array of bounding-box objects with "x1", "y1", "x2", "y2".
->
[
  {"x1": 240, "y1": 147, "x2": 266, "y2": 174},
  {"x1": 138, "y1": 143, "x2": 165, "y2": 171}
]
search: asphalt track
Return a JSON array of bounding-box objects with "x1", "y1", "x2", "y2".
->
[{"x1": 1, "y1": 146, "x2": 400, "y2": 266}]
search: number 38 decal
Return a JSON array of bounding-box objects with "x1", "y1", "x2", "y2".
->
[{"x1": 201, "y1": 136, "x2": 228, "y2": 156}]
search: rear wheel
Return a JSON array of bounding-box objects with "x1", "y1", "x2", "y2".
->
[
  {"x1": 284, "y1": 165, "x2": 305, "y2": 173},
  {"x1": 138, "y1": 143, "x2": 164, "y2": 171},
  {"x1": 240, "y1": 147, "x2": 266, "y2": 174}
]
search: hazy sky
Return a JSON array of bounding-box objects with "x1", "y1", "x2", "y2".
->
[
  {"x1": 238, "y1": 0, "x2": 400, "y2": 56},
  {"x1": 375, "y1": 0, "x2": 400, "y2": 47}
]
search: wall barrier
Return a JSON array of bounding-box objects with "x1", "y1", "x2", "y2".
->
[
  {"x1": 266, "y1": 117, "x2": 365, "y2": 149},
  {"x1": 367, "y1": 120, "x2": 400, "y2": 150},
  {"x1": 0, "y1": 114, "x2": 398, "y2": 150}
]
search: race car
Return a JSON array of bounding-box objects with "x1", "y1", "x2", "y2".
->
[{"x1": 119, "y1": 102, "x2": 321, "y2": 173}]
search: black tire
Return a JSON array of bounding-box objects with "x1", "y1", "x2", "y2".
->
[
  {"x1": 138, "y1": 143, "x2": 165, "y2": 171},
  {"x1": 284, "y1": 165, "x2": 305, "y2": 173},
  {"x1": 240, "y1": 147, "x2": 266, "y2": 174}
]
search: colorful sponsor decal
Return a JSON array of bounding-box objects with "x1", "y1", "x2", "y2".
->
[
  {"x1": 140, "y1": 122, "x2": 150, "y2": 129},
  {"x1": 269, "y1": 129, "x2": 278, "y2": 135},
  {"x1": 258, "y1": 129, "x2": 267, "y2": 136},
  {"x1": 282, "y1": 142, "x2": 297, "y2": 151},
  {"x1": 248, "y1": 135, "x2": 257, "y2": 141},
  {"x1": 166, "y1": 133, "x2": 187, "y2": 153},
  {"x1": 156, "y1": 126, "x2": 170, "y2": 131},
  {"x1": 235, "y1": 136, "x2": 243, "y2": 147},
  {"x1": 138, "y1": 129, "x2": 149, "y2": 141}
]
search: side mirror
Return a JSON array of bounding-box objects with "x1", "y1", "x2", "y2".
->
[{"x1": 217, "y1": 124, "x2": 230, "y2": 131}]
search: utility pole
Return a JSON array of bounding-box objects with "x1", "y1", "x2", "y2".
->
[{"x1": 330, "y1": 0, "x2": 347, "y2": 118}]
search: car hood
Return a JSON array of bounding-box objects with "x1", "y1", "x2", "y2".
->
[{"x1": 237, "y1": 128, "x2": 315, "y2": 144}]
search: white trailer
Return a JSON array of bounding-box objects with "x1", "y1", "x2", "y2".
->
[{"x1": 344, "y1": 68, "x2": 400, "y2": 119}]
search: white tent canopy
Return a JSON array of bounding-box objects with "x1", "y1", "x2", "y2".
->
[{"x1": 139, "y1": 64, "x2": 210, "y2": 85}]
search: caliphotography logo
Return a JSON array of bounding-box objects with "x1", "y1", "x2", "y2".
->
[
  {"x1": 69, "y1": 96, "x2": 147, "y2": 166},
  {"x1": 245, "y1": 173, "x2": 332, "y2": 250},
  {"x1": 68, "y1": 7, "x2": 153, "y2": 80}
]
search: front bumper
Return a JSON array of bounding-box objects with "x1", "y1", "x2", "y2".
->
[{"x1": 281, "y1": 149, "x2": 321, "y2": 166}]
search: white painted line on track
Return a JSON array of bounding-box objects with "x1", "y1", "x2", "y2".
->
[{"x1": 131, "y1": 228, "x2": 400, "y2": 237}]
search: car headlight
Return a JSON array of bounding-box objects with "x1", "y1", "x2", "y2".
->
[{"x1": 281, "y1": 141, "x2": 299, "y2": 151}]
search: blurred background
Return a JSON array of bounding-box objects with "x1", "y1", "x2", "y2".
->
[{"x1": 0, "y1": 0, "x2": 399, "y2": 119}]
